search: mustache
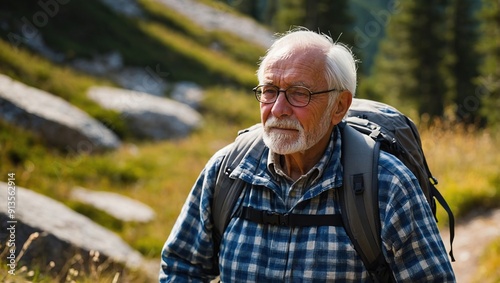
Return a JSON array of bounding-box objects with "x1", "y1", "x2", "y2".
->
[{"x1": 264, "y1": 117, "x2": 302, "y2": 130}]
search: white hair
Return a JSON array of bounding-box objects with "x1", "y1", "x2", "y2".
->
[{"x1": 257, "y1": 29, "x2": 358, "y2": 98}]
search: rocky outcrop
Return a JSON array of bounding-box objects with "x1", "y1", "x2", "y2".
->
[
  {"x1": 96, "y1": 0, "x2": 274, "y2": 49},
  {"x1": 0, "y1": 182, "x2": 144, "y2": 275},
  {"x1": 72, "y1": 52, "x2": 169, "y2": 96},
  {"x1": 154, "y1": 0, "x2": 274, "y2": 49},
  {"x1": 87, "y1": 86, "x2": 202, "y2": 140},
  {"x1": 170, "y1": 81, "x2": 204, "y2": 109},
  {"x1": 98, "y1": 0, "x2": 144, "y2": 17},
  {"x1": 71, "y1": 187, "x2": 155, "y2": 223},
  {"x1": 0, "y1": 74, "x2": 120, "y2": 153}
]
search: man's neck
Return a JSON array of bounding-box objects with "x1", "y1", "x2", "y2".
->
[{"x1": 280, "y1": 128, "x2": 334, "y2": 181}]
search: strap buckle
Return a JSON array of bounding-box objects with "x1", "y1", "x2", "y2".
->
[{"x1": 262, "y1": 211, "x2": 289, "y2": 226}]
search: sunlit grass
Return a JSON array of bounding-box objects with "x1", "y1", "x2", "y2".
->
[
  {"x1": 473, "y1": 237, "x2": 500, "y2": 283},
  {"x1": 138, "y1": 0, "x2": 265, "y2": 67},
  {"x1": 0, "y1": 39, "x2": 130, "y2": 139},
  {"x1": 420, "y1": 120, "x2": 500, "y2": 281},
  {"x1": 0, "y1": 235, "x2": 151, "y2": 282},
  {"x1": 2, "y1": 91, "x2": 500, "y2": 280},
  {"x1": 138, "y1": 21, "x2": 257, "y2": 88},
  {"x1": 0, "y1": 86, "x2": 260, "y2": 260},
  {"x1": 419, "y1": 120, "x2": 500, "y2": 224},
  {"x1": 1, "y1": 1, "x2": 498, "y2": 275}
]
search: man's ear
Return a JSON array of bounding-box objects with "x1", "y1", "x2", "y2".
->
[{"x1": 331, "y1": 90, "x2": 352, "y2": 123}]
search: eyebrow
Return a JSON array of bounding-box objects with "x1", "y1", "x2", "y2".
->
[
  {"x1": 293, "y1": 81, "x2": 308, "y2": 87},
  {"x1": 261, "y1": 81, "x2": 310, "y2": 88}
]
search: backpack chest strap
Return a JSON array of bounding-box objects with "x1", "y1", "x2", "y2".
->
[{"x1": 238, "y1": 206, "x2": 344, "y2": 227}]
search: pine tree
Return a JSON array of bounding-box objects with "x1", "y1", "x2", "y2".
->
[
  {"x1": 218, "y1": 0, "x2": 355, "y2": 50},
  {"x1": 450, "y1": 0, "x2": 482, "y2": 124},
  {"x1": 362, "y1": 0, "x2": 449, "y2": 118},
  {"x1": 303, "y1": 0, "x2": 354, "y2": 45},
  {"x1": 223, "y1": 0, "x2": 277, "y2": 27},
  {"x1": 476, "y1": 0, "x2": 500, "y2": 129},
  {"x1": 274, "y1": 0, "x2": 305, "y2": 32},
  {"x1": 272, "y1": 0, "x2": 354, "y2": 44}
]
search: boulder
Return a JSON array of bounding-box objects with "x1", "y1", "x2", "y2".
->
[
  {"x1": 71, "y1": 51, "x2": 124, "y2": 75},
  {"x1": 71, "y1": 187, "x2": 155, "y2": 223},
  {"x1": 171, "y1": 81, "x2": 204, "y2": 109},
  {"x1": 155, "y1": 0, "x2": 274, "y2": 49},
  {"x1": 110, "y1": 66, "x2": 169, "y2": 97},
  {"x1": 72, "y1": 52, "x2": 169, "y2": 96},
  {"x1": 87, "y1": 86, "x2": 202, "y2": 140},
  {"x1": 98, "y1": 0, "x2": 144, "y2": 17},
  {"x1": 0, "y1": 182, "x2": 144, "y2": 275},
  {"x1": 0, "y1": 74, "x2": 120, "y2": 153}
]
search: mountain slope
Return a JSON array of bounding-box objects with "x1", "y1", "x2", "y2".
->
[{"x1": 0, "y1": 0, "x2": 265, "y2": 91}]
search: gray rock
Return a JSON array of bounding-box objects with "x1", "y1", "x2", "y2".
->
[
  {"x1": 72, "y1": 51, "x2": 124, "y2": 75},
  {"x1": 0, "y1": 74, "x2": 121, "y2": 153},
  {"x1": 22, "y1": 33, "x2": 65, "y2": 63},
  {"x1": 110, "y1": 66, "x2": 169, "y2": 97},
  {"x1": 98, "y1": 0, "x2": 144, "y2": 17},
  {"x1": 71, "y1": 52, "x2": 169, "y2": 96},
  {"x1": 154, "y1": 0, "x2": 274, "y2": 49},
  {"x1": 71, "y1": 187, "x2": 155, "y2": 223},
  {"x1": 88, "y1": 86, "x2": 202, "y2": 140},
  {"x1": 0, "y1": 182, "x2": 144, "y2": 274},
  {"x1": 171, "y1": 81, "x2": 204, "y2": 109}
]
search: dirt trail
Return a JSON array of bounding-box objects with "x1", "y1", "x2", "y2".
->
[{"x1": 440, "y1": 208, "x2": 500, "y2": 283}]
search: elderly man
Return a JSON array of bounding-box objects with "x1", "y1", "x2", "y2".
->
[{"x1": 159, "y1": 29, "x2": 455, "y2": 282}]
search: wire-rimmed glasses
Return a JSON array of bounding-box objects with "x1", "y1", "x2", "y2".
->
[{"x1": 253, "y1": 85, "x2": 339, "y2": 107}]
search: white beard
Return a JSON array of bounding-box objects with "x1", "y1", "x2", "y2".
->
[{"x1": 263, "y1": 114, "x2": 332, "y2": 155}]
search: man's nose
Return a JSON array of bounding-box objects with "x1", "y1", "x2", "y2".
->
[{"x1": 271, "y1": 91, "x2": 293, "y2": 117}]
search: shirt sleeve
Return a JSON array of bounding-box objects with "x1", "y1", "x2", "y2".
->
[
  {"x1": 377, "y1": 152, "x2": 456, "y2": 282},
  {"x1": 159, "y1": 147, "x2": 228, "y2": 282}
]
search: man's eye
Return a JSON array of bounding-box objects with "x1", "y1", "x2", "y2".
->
[
  {"x1": 263, "y1": 88, "x2": 277, "y2": 95},
  {"x1": 289, "y1": 89, "x2": 309, "y2": 97}
]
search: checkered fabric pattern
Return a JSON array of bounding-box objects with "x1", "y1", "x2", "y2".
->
[{"x1": 160, "y1": 127, "x2": 456, "y2": 282}]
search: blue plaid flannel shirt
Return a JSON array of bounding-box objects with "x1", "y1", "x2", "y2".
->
[{"x1": 160, "y1": 127, "x2": 456, "y2": 282}]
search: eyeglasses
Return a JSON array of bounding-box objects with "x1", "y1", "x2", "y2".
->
[{"x1": 253, "y1": 85, "x2": 339, "y2": 107}]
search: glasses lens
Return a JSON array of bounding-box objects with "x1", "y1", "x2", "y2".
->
[
  {"x1": 256, "y1": 86, "x2": 278, "y2": 103},
  {"x1": 286, "y1": 86, "x2": 311, "y2": 107}
]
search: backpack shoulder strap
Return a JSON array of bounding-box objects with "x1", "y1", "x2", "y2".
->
[
  {"x1": 212, "y1": 124, "x2": 265, "y2": 257},
  {"x1": 339, "y1": 123, "x2": 395, "y2": 282}
]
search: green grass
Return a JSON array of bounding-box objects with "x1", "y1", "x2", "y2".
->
[
  {"x1": 0, "y1": 0, "x2": 261, "y2": 89},
  {"x1": 0, "y1": 250, "x2": 151, "y2": 283},
  {"x1": 1, "y1": 0, "x2": 499, "y2": 280},
  {"x1": 3, "y1": 86, "x2": 500, "y2": 281},
  {"x1": 473, "y1": 237, "x2": 500, "y2": 282},
  {"x1": 419, "y1": 121, "x2": 500, "y2": 224},
  {"x1": 0, "y1": 86, "x2": 259, "y2": 281},
  {"x1": 138, "y1": 0, "x2": 265, "y2": 67},
  {"x1": 0, "y1": 85, "x2": 261, "y2": 253},
  {"x1": 138, "y1": 21, "x2": 257, "y2": 87},
  {"x1": 0, "y1": 39, "x2": 130, "y2": 140},
  {"x1": 1, "y1": 40, "x2": 498, "y2": 281}
]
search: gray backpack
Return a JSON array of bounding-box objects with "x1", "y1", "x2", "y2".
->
[{"x1": 212, "y1": 98, "x2": 455, "y2": 282}]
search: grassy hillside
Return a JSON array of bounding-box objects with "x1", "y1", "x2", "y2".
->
[
  {"x1": 0, "y1": 0, "x2": 261, "y2": 89},
  {"x1": 2, "y1": 88, "x2": 499, "y2": 281},
  {"x1": 0, "y1": 0, "x2": 499, "y2": 281},
  {"x1": 420, "y1": 120, "x2": 500, "y2": 221}
]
